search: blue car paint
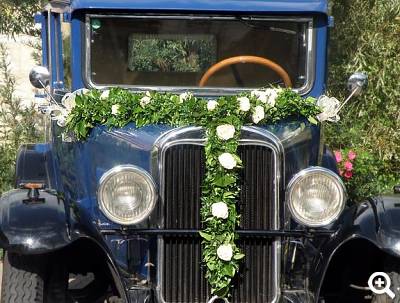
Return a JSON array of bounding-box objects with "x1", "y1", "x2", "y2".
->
[
  {"x1": 52, "y1": 120, "x2": 320, "y2": 232},
  {"x1": 69, "y1": 7, "x2": 329, "y2": 97},
  {"x1": 36, "y1": 3, "x2": 334, "y2": 300},
  {"x1": 70, "y1": 0, "x2": 329, "y2": 14},
  {"x1": 34, "y1": 13, "x2": 48, "y2": 68}
]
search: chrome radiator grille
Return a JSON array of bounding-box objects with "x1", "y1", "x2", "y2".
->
[{"x1": 160, "y1": 143, "x2": 276, "y2": 303}]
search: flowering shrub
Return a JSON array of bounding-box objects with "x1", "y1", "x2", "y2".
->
[
  {"x1": 327, "y1": 0, "x2": 400, "y2": 200},
  {"x1": 334, "y1": 148, "x2": 398, "y2": 202},
  {"x1": 335, "y1": 149, "x2": 356, "y2": 181}
]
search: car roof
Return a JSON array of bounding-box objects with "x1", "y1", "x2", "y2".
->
[{"x1": 67, "y1": 0, "x2": 328, "y2": 14}]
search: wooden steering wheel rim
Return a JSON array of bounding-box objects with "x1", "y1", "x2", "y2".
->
[{"x1": 199, "y1": 55, "x2": 292, "y2": 88}]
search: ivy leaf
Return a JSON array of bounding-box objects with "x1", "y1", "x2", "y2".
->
[
  {"x1": 223, "y1": 191, "x2": 236, "y2": 199},
  {"x1": 233, "y1": 253, "x2": 245, "y2": 260},
  {"x1": 199, "y1": 231, "x2": 212, "y2": 241},
  {"x1": 308, "y1": 116, "x2": 318, "y2": 125},
  {"x1": 206, "y1": 262, "x2": 215, "y2": 271},
  {"x1": 214, "y1": 175, "x2": 236, "y2": 187},
  {"x1": 77, "y1": 121, "x2": 88, "y2": 138}
]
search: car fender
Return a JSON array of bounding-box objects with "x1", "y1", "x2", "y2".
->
[
  {"x1": 15, "y1": 144, "x2": 56, "y2": 189},
  {"x1": 0, "y1": 189, "x2": 73, "y2": 254},
  {"x1": 313, "y1": 194, "x2": 400, "y2": 299}
]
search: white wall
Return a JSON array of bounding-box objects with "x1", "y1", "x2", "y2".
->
[{"x1": 0, "y1": 34, "x2": 39, "y2": 107}]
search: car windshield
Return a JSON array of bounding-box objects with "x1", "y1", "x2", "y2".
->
[{"x1": 88, "y1": 16, "x2": 312, "y2": 93}]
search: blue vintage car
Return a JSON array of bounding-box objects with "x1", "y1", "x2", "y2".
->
[{"x1": 0, "y1": 0, "x2": 399, "y2": 302}]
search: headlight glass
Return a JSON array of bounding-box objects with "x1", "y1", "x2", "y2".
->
[
  {"x1": 98, "y1": 165, "x2": 157, "y2": 225},
  {"x1": 287, "y1": 167, "x2": 346, "y2": 227}
]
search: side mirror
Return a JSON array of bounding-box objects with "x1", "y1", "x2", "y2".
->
[
  {"x1": 347, "y1": 72, "x2": 368, "y2": 96},
  {"x1": 29, "y1": 66, "x2": 50, "y2": 89}
]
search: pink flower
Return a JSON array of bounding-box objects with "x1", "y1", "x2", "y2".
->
[
  {"x1": 348, "y1": 150, "x2": 357, "y2": 160},
  {"x1": 334, "y1": 151, "x2": 343, "y2": 163},
  {"x1": 344, "y1": 161, "x2": 353, "y2": 171},
  {"x1": 339, "y1": 169, "x2": 344, "y2": 176},
  {"x1": 344, "y1": 171, "x2": 353, "y2": 180}
]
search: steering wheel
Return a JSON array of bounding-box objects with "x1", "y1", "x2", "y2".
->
[{"x1": 199, "y1": 55, "x2": 292, "y2": 88}]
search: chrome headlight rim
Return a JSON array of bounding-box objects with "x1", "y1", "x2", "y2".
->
[
  {"x1": 286, "y1": 167, "x2": 347, "y2": 227},
  {"x1": 98, "y1": 165, "x2": 157, "y2": 225}
]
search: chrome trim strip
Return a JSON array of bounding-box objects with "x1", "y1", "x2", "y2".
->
[
  {"x1": 152, "y1": 126, "x2": 284, "y2": 303},
  {"x1": 86, "y1": 14, "x2": 313, "y2": 22},
  {"x1": 47, "y1": 8, "x2": 53, "y2": 93},
  {"x1": 84, "y1": 14, "x2": 315, "y2": 96}
]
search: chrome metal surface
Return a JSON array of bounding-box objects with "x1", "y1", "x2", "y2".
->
[
  {"x1": 84, "y1": 14, "x2": 316, "y2": 96},
  {"x1": 285, "y1": 166, "x2": 347, "y2": 227},
  {"x1": 207, "y1": 296, "x2": 229, "y2": 303},
  {"x1": 47, "y1": 9, "x2": 52, "y2": 93},
  {"x1": 97, "y1": 165, "x2": 157, "y2": 225},
  {"x1": 347, "y1": 72, "x2": 368, "y2": 96},
  {"x1": 29, "y1": 66, "x2": 59, "y2": 106},
  {"x1": 29, "y1": 66, "x2": 50, "y2": 89},
  {"x1": 45, "y1": 1, "x2": 70, "y2": 13},
  {"x1": 152, "y1": 126, "x2": 284, "y2": 303}
]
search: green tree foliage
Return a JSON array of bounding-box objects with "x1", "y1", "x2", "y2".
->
[
  {"x1": 0, "y1": 0, "x2": 44, "y2": 194},
  {"x1": 0, "y1": 0, "x2": 42, "y2": 36},
  {"x1": 0, "y1": 44, "x2": 43, "y2": 193},
  {"x1": 327, "y1": 0, "x2": 400, "y2": 199}
]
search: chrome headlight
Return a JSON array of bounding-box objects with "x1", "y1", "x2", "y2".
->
[
  {"x1": 98, "y1": 165, "x2": 157, "y2": 225},
  {"x1": 286, "y1": 167, "x2": 346, "y2": 227}
]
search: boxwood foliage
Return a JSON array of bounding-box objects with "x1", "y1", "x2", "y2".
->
[{"x1": 326, "y1": 0, "x2": 400, "y2": 200}]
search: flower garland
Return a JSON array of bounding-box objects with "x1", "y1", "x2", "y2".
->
[{"x1": 55, "y1": 87, "x2": 334, "y2": 299}]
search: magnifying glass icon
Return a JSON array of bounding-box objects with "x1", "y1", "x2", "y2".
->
[{"x1": 368, "y1": 272, "x2": 396, "y2": 299}]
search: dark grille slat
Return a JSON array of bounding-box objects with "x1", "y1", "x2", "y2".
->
[
  {"x1": 164, "y1": 145, "x2": 204, "y2": 229},
  {"x1": 239, "y1": 145, "x2": 273, "y2": 230},
  {"x1": 163, "y1": 237, "x2": 272, "y2": 303},
  {"x1": 162, "y1": 144, "x2": 274, "y2": 303}
]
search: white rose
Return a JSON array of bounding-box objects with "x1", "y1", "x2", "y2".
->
[
  {"x1": 251, "y1": 90, "x2": 268, "y2": 103},
  {"x1": 216, "y1": 124, "x2": 235, "y2": 141},
  {"x1": 316, "y1": 95, "x2": 340, "y2": 122},
  {"x1": 211, "y1": 202, "x2": 229, "y2": 219},
  {"x1": 140, "y1": 96, "x2": 151, "y2": 108},
  {"x1": 100, "y1": 90, "x2": 110, "y2": 100},
  {"x1": 217, "y1": 244, "x2": 233, "y2": 261},
  {"x1": 264, "y1": 88, "x2": 278, "y2": 107},
  {"x1": 111, "y1": 104, "x2": 120, "y2": 116},
  {"x1": 237, "y1": 97, "x2": 250, "y2": 112},
  {"x1": 62, "y1": 93, "x2": 76, "y2": 112},
  {"x1": 252, "y1": 105, "x2": 265, "y2": 124},
  {"x1": 179, "y1": 92, "x2": 193, "y2": 103},
  {"x1": 218, "y1": 153, "x2": 237, "y2": 170},
  {"x1": 207, "y1": 100, "x2": 218, "y2": 111}
]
